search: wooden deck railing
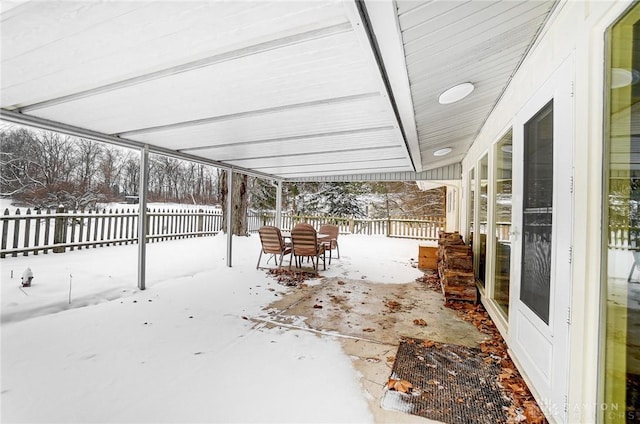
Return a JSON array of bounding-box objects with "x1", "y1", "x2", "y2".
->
[{"x1": 1, "y1": 206, "x2": 445, "y2": 257}]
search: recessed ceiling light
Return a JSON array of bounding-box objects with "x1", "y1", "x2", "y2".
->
[
  {"x1": 433, "y1": 147, "x2": 452, "y2": 156},
  {"x1": 439, "y1": 82, "x2": 475, "y2": 104}
]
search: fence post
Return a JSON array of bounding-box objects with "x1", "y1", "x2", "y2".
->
[
  {"x1": 197, "y1": 209, "x2": 204, "y2": 236},
  {"x1": 386, "y1": 217, "x2": 391, "y2": 237},
  {"x1": 53, "y1": 205, "x2": 67, "y2": 253},
  {"x1": 1, "y1": 208, "x2": 8, "y2": 258},
  {"x1": 349, "y1": 216, "x2": 355, "y2": 234}
]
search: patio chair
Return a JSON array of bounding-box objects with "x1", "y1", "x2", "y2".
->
[
  {"x1": 290, "y1": 226, "x2": 326, "y2": 272},
  {"x1": 319, "y1": 224, "x2": 340, "y2": 264},
  {"x1": 257, "y1": 226, "x2": 292, "y2": 270}
]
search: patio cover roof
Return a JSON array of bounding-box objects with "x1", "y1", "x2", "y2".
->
[{"x1": 1, "y1": 0, "x2": 557, "y2": 182}]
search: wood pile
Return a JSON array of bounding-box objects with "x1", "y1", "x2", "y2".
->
[{"x1": 437, "y1": 232, "x2": 476, "y2": 302}]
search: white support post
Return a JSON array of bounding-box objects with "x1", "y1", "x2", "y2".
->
[
  {"x1": 275, "y1": 180, "x2": 283, "y2": 228},
  {"x1": 226, "y1": 168, "x2": 233, "y2": 267},
  {"x1": 137, "y1": 145, "x2": 149, "y2": 290}
]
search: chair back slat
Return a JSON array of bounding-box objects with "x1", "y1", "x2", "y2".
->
[
  {"x1": 291, "y1": 227, "x2": 318, "y2": 256},
  {"x1": 259, "y1": 226, "x2": 285, "y2": 254},
  {"x1": 319, "y1": 224, "x2": 339, "y2": 239}
]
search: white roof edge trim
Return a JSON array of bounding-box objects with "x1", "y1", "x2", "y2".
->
[
  {"x1": 363, "y1": 0, "x2": 423, "y2": 172},
  {"x1": 285, "y1": 163, "x2": 461, "y2": 182},
  {"x1": 342, "y1": 0, "x2": 416, "y2": 172},
  {"x1": 0, "y1": 109, "x2": 282, "y2": 182}
]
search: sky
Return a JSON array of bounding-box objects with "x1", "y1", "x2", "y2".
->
[{"x1": 1, "y1": 224, "x2": 428, "y2": 423}]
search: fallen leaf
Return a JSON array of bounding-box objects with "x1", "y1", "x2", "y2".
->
[
  {"x1": 386, "y1": 356, "x2": 396, "y2": 363},
  {"x1": 386, "y1": 300, "x2": 401, "y2": 310},
  {"x1": 421, "y1": 340, "x2": 436, "y2": 348},
  {"x1": 362, "y1": 327, "x2": 376, "y2": 332},
  {"x1": 413, "y1": 318, "x2": 428, "y2": 326},
  {"x1": 313, "y1": 304, "x2": 323, "y2": 309},
  {"x1": 388, "y1": 378, "x2": 413, "y2": 393}
]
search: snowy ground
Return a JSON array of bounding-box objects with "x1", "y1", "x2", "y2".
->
[{"x1": 1, "y1": 232, "x2": 428, "y2": 423}]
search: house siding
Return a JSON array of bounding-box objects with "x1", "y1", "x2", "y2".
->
[{"x1": 460, "y1": 1, "x2": 635, "y2": 422}]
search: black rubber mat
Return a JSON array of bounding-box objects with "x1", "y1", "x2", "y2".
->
[{"x1": 381, "y1": 337, "x2": 511, "y2": 424}]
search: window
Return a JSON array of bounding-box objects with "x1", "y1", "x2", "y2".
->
[
  {"x1": 477, "y1": 155, "x2": 489, "y2": 287},
  {"x1": 604, "y1": 3, "x2": 640, "y2": 420},
  {"x1": 521, "y1": 101, "x2": 553, "y2": 324},
  {"x1": 468, "y1": 168, "x2": 475, "y2": 244},
  {"x1": 493, "y1": 132, "x2": 513, "y2": 317}
]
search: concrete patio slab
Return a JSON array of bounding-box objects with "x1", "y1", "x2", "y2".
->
[{"x1": 258, "y1": 276, "x2": 487, "y2": 423}]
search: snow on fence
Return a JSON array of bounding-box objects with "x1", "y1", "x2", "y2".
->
[
  {"x1": 1, "y1": 207, "x2": 445, "y2": 257},
  {"x1": 609, "y1": 225, "x2": 640, "y2": 250},
  {"x1": 0, "y1": 206, "x2": 222, "y2": 258}
]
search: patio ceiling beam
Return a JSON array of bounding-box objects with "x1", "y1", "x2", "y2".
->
[
  {"x1": 13, "y1": 22, "x2": 353, "y2": 114},
  {"x1": 342, "y1": 0, "x2": 417, "y2": 173},
  {"x1": 222, "y1": 145, "x2": 401, "y2": 163},
  {"x1": 251, "y1": 156, "x2": 407, "y2": 170},
  {"x1": 179, "y1": 123, "x2": 392, "y2": 153},
  {"x1": 284, "y1": 163, "x2": 462, "y2": 182},
  {"x1": 277, "y1": 165, "x2": 408, "y2": 177},
  {"x1": 0, "y1": 109, "x2": 282, "y2": 182},
  {"x1": 361, "y1": 0, "x2": 423, "y2": 172},
  {"x1": 119, "y1": 93, "x2": 381, "y2": 138}
]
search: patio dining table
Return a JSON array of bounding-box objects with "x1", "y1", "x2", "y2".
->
[{"x1": 281, "y1": 231, "x2": 330, "y2": 243}]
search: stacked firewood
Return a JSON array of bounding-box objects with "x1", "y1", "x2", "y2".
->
[{"x1": 437, "y1": 232, "x2": 477, "y2": 302}]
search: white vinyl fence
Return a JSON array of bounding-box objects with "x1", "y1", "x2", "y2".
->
[{"x1": 1, "y1": 206, "x2": 445, "y2": 257}]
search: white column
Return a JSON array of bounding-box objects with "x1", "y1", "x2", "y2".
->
[
  {"x1": 226, "y1": 169, "x2": 233, "y2": 267},
  {"x1": 275, "y1": 180, "x2": 282, "y2": 227},
  {"x1": 137, "y1": 145, "x2": 149, "y2": 290}
]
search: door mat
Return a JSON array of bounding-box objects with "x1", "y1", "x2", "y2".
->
[{"x1": 381, "y1": 337, "x2": 511, "y2": 424}]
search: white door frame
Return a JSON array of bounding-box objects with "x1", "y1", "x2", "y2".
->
[{"x1": 509, "y1": 55, "x2": 574, "y2": 423}]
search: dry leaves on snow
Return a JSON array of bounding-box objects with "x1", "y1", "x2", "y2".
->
[
  {"x1": 266, "y1": 269, "x2": 318, "y2": 287},
  {"x1": 413, "y1": 318, "x2": 428, "y2": 326}
]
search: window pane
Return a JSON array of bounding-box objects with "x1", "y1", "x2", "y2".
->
[
  {"x1": 494, "y1": 132, "x2": 513, "y2": 317},
  {"x1": 520, "y1": 101, "x2": 553, "y2": 325},
  {"x1": 469, "y1": 168, "x2": 475, "y2": 243},
  {"x1": 604, "y1": 3, "x2": 640, "y2": 420},
  {"x1": 478, "y1": 155, "x2": 489, "y2": 287}
]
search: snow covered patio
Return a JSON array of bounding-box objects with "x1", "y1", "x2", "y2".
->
[{"x1": 1, "y1": 234, "x2": 483, "y2": 423}]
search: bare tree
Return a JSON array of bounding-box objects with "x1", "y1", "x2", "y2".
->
[
  {"x1": 122, "y1": 155, "x2": 140, "y2": 196},
  {"x1": 0, "y1": 128, "x2": 45, "y2": 196},
  {"x1": 220, "y1": 171, "x2": 248, "y2": 235},
  {"x1": 75, "y1": 138, "x2": 103, "y2": 192},
  {"x1": 34, "y1": 131, "x2": 75, "y2": 186},
  {"x1": 99, "y1": 146, "x2": 129, "y2": 197}
]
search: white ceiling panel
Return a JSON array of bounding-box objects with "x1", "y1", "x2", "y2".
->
[
  {"x1": 16, "y1": 31, "x2": 377, "y2": 132},
  {"x1": 254, "y1": 158, "x2": 411, "y2": 176},
  {"x1": 396, "y1": 0, "x2": 556, "y2": 171},
  {"x1": 228, "y1": 147, "x2": 408, "y2": 169},
  {"x1": 2, "y1": 1, "x2": 349, "y2": 107},
  {"x1": 192, "y1": 129, "x2": 409, "y2": 161},
  {"x1": 1, "y1": 0, "x2": 558, "y2": 181},
  {"x1": 130, "y1": 95, "x2": 392, "y2": 150}
]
